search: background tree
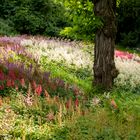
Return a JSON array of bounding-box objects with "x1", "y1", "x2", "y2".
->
[
  {"x1": 116, "y1": 0, "x2": 140, "y2": 48},
  {"x1": 93, "y1": 0, "x2": 119, "y2": 89},
  {"x1": 60, "y1": 0, "x2": 102, "y2": 41},
  {"x1": 0, "y1": 0, "x2": 68, "y2": 36}
]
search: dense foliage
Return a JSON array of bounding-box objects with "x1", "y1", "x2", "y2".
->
[
  {"x1": 0, "y1": 0, "x2": 139, "y2": 45},
  {"x1": 0, "y1": 0, "x2": 68, "y2": 36},
  {"x1": 60, "y1": 0, "x2": 103, "y2": 41}
]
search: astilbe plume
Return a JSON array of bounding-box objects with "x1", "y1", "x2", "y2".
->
[
  {"x1": 6, "y1": 79, "x2": 15, "y2": 87},
  {"x1": 44, "y1": 89, "x2": 50, "y2": 98},
  {"x1": 46, "y1": 111, "x2": 55, "y2": 121},
  {"x1": 35, "y1": 84, "x2": 42, "y2": 96},
  {"x1": 20, "y1": 78, "x2": 25, "y2": 87},
  {"x1": 8, "y1": 70, "x2": 16, "y2": 80},
  {"x1": 24, "y1": 83, "x2": 33, "y2": 106},
  {"x1": 65, "y1": 98, "x2": 72, "y2": 109},
  {"x1": 0, "y1": 70, "x2": 5, "y2": 80},
  {"x1": 91, "y1": 97, "x2": 100, "y2": 106},
  {"x1": 110, "y1": 99, "x2": 118, "y2": 109},
  {"x1": 32, "y1": 81, "x2": 37, "y2": 90},
  {"x1": 115, "y1": 50, "x2": 133, "y2": 60},
  {"x1": 75, "y1": 98, "x2": 79, "y2": 108},
  {"x1": 0, "y1": 97, "x2": 2, "y2": 106}
]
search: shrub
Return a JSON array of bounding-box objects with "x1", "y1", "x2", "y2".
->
[{"x1": 0, "y1": 18, "x2": 17, "y2": 36}]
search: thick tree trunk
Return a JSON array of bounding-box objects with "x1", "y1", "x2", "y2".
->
[{"x1": 93, "y1": 0, "x2": 118, "y2": 89}]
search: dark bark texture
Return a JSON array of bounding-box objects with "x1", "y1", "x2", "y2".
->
[{"x1": 93, "y1": 0, "x2": 118, "y2": 89}]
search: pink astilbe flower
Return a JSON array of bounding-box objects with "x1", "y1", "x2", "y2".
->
[
  {"x1": 32, "y1": 81, "x2": 36, "y2": 89},
  {"x1": 50, "y1": 83, "x2": 57, "y2": 90},
  {"x1": 20, "y1": 78, "x2": 25, "y2": 87},
  {"x1": 111, "y1": 99, "x2": 118, "y2": 109},
  {"x1": 75, "y1": 98, "x2": 79, "y2": 107},
  {"x1": 115, "y1": 50, "x2": 133, "y2": 60},
  {"x1": 0, "y1": 97, "x2": 2, "y2": 106},
  {"x1": 35, "y1": 84, "x2": 42, "y2": 96},
  {"x1": 73, "y1": 86, "x2": 79, "y2": 96},
  {"x1": 46, "y1": 112, "x2": 55, "y2": 121},
  {"x1": 15, "y1": 85, "x2": 19, "y2": 91}
]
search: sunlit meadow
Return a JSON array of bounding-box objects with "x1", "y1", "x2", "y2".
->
[{"x1": 0, "y1": 36, "x2": 140, "y2": 139}]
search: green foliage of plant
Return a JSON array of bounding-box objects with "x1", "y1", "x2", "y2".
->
[
  {"x1": 0, "y1": 18, "x2": 17, "y2": 36},
  {"x1": 0, "y1": 84, "x2": 140, "y2": 139},
  {"x1": 65, "y1": 95, "x2": 140, "y2": 140},
  {"x1": 0, "y1": 0, "x2": 68, "y2": 36},
  {"x1": 40, "y1": 56, "x2": 92, "y2": 93},
  {"x1": 60, "y1": 0, "x2": 103, "y2": 41}
]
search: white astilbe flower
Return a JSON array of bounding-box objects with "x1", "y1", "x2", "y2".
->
[
  {"x1": 115, "y1": 58, "x2": 140, "y2": 89},
  {"x1": 21, "y1": 38, "x2": 93, "y2": 69}
]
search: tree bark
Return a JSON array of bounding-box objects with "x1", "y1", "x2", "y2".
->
[{"x1": 93, "y1": 0, "x2": 118, "y2": 89}]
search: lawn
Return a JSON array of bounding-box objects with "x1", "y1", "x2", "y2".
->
[{"x1": 0, "y1": 36, "x2": 140, "y2": 140}]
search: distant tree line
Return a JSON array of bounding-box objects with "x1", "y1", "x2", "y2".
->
[
  {"x1": 0, "y1": 0, "x2": 139, "y2": 47},
  {"x1": 0, "y1": 0, "x2": 68, "y2": 36}
]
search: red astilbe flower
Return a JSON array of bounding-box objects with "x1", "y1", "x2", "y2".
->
[
  {"x1": 6, "y1": 79, "x2": 12, "y2": 87},
  {"x1": 0, "y1": 85, "x2": 4, "y2": 90},
  {"x1": 35, "y1": 84, "x2": 42, "y2": 96},
  {"x1": 8, "y1": 70, "x2": 16, "y2": 80},
  {"x1": 0, "y1": 70, "x2": 5, "y2": 80},
  {"x1": 6, "y1": 79, "x2": 15, "y2": 87},
  {"x1": 65, "y1": 98, "x2": 72, "y2": 109}
]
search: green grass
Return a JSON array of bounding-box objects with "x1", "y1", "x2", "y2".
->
[{"x1": 40, "y1": 56, "x2": 93, "y2": 94}]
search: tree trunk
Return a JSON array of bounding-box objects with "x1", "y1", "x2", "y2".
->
[{"x1": 93, "y1": 0, "x2": 118, "y2": 89}]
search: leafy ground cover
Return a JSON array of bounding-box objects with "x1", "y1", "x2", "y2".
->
[{"x1": 0, "y1": 36, "x2": 140, "y2": 139}]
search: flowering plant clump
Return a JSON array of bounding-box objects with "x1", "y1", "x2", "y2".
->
[
  {"x1": 0, "y1": 36, "x2": 140, "y2": 95},
  {"x1": 0, "y1": 36, "x2": 84, "y2": 99},
  {"x1": 20, "y1": 37, "x2": 93, "y2": 69}
]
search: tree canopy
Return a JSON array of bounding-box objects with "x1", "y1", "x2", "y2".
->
[{"x1": 0, "y1": 0, "x2": 139, "y2": 47}]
